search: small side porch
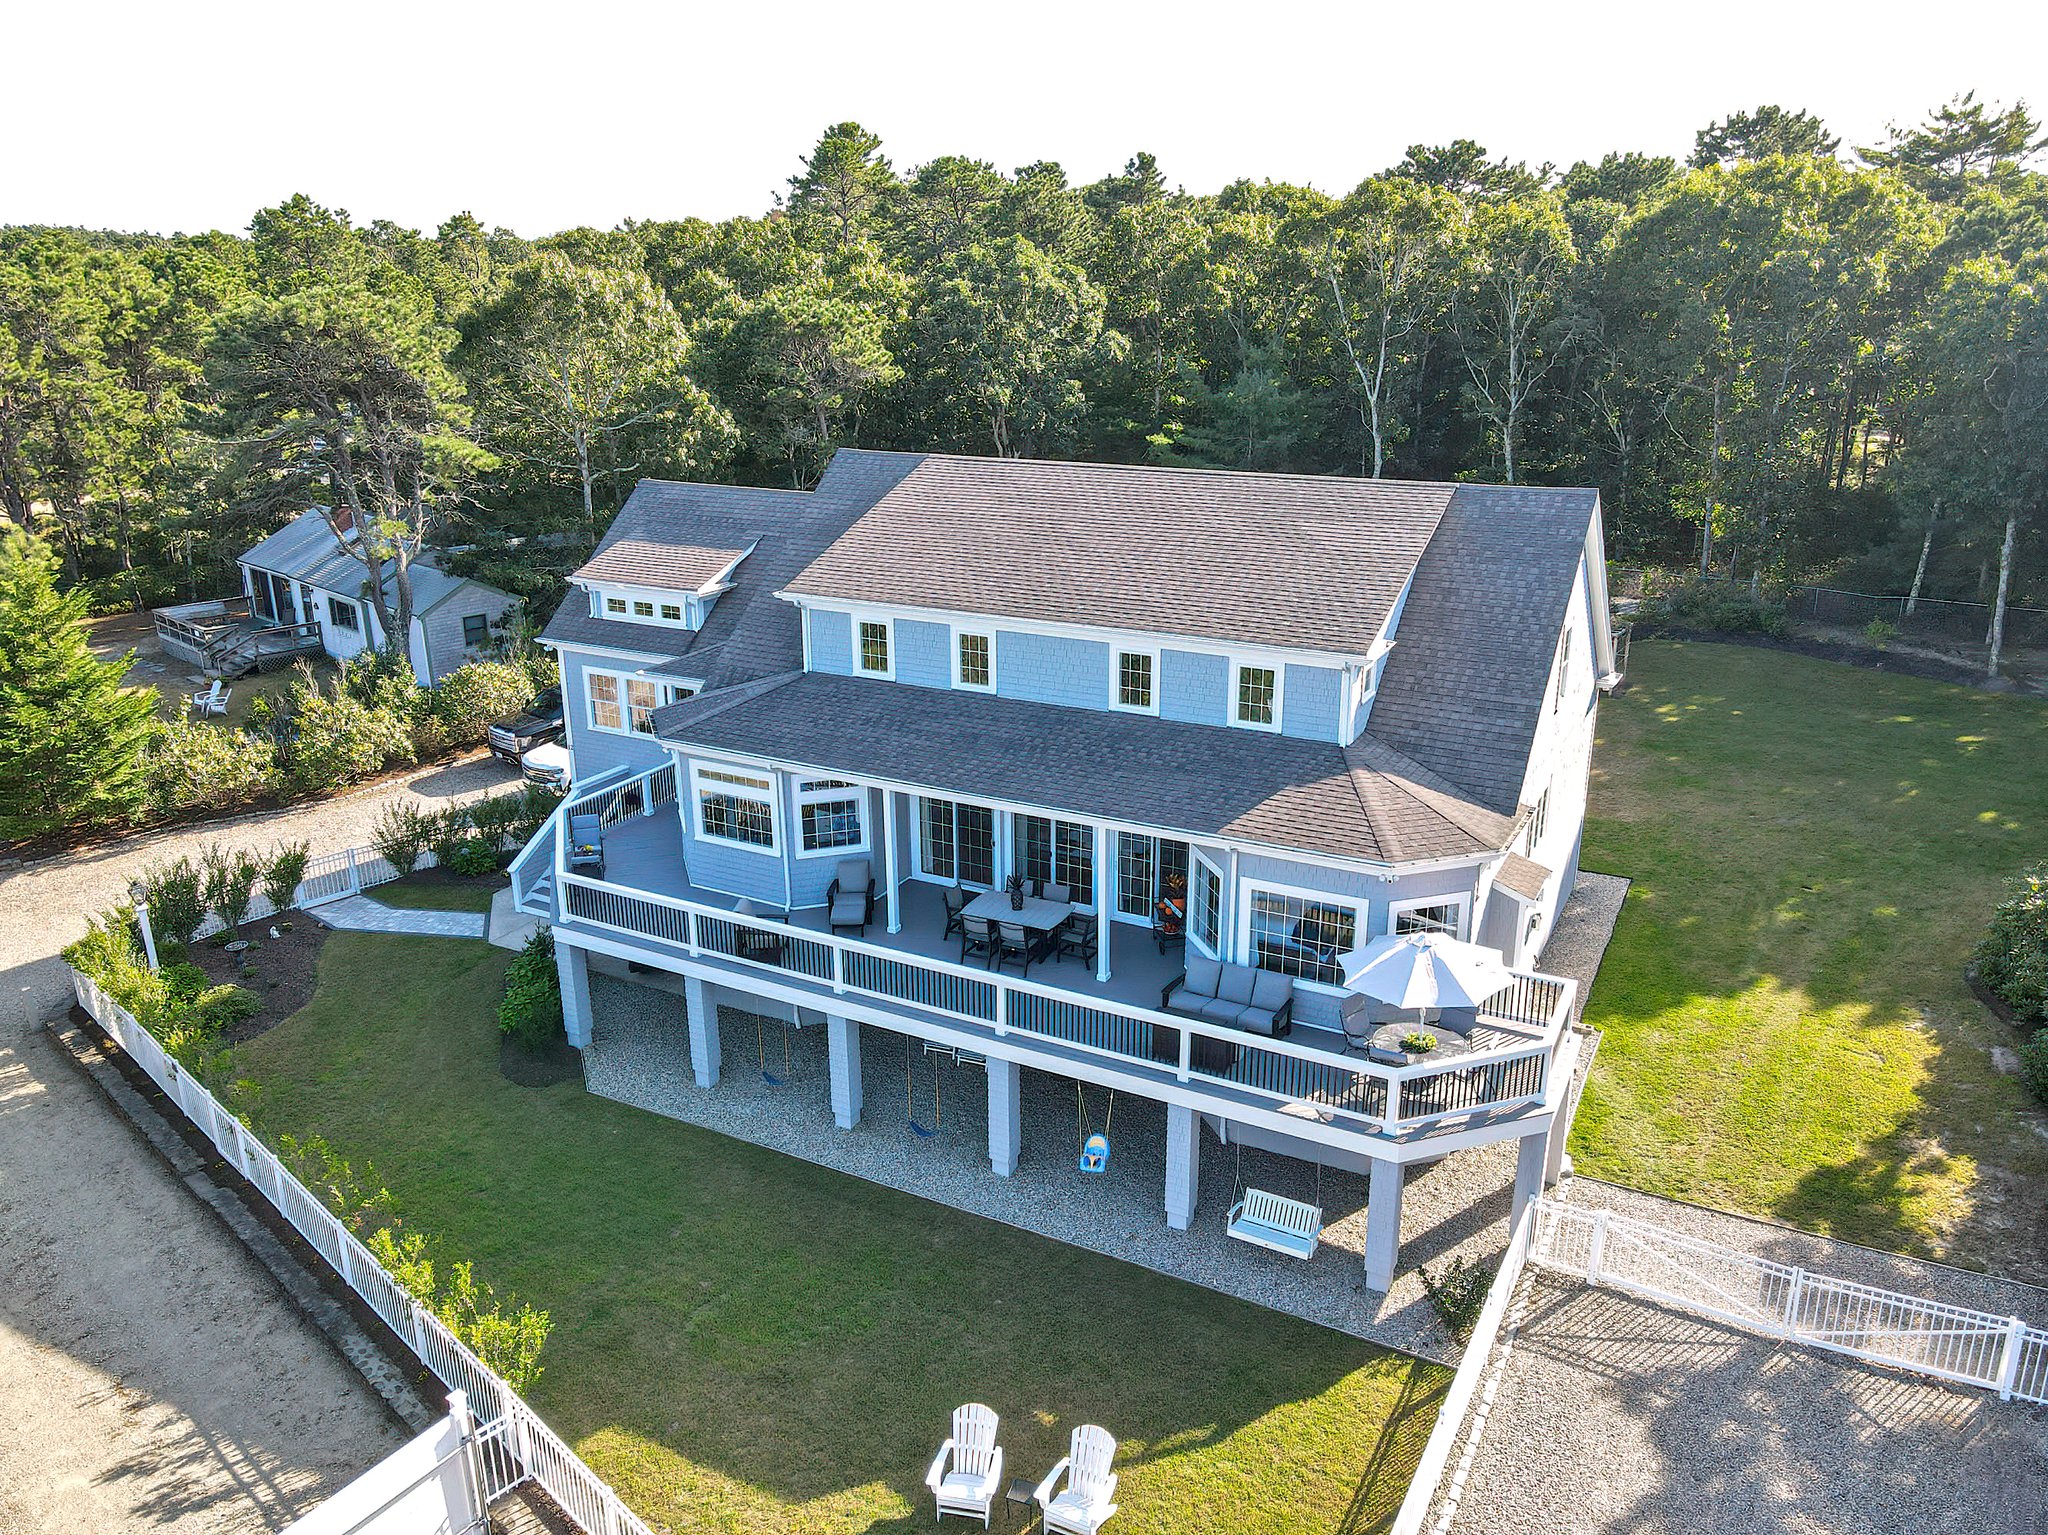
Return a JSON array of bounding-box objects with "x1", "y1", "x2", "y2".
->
[{"x1": 153, "y1": 594, "x2": 323, "y2": 677}]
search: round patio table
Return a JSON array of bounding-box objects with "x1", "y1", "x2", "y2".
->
[{"x1": 1368, "y1": 1020, "x2": 1475, "y2": 1066}]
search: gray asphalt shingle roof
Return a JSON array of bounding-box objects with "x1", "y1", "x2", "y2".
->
[
  {"x1": 781, "y1": 455, "x2": 1455, "y2": 655},
  {"x1": 1366, "y1": 484, "x2": 1600, "y2": 816},
  {"x1": 652, "y1": 672, "x2": 1515, "y2": 864},
  {"x1": 541, "y1": 451, "x2": 925, "y2": 686}
]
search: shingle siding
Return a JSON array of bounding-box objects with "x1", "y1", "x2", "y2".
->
[
  {"x1": 1280, "y1": 663, "x2": 1343, "y2": 742},
  {"x1": 419, "y1": 582, "x2": 518, "y2": 681},
  {"x1": 994, "y1": 631, "x2": 1110, "y2": 709},
  {"x1": 809, "y1": 609, "x2": 853, "y2": 675},
  {"x1": 896, "y1": 619, "x2": 952, "y2": 689},
  {"x1": 1161, "y1": 649, "x2": 1228, "y2": 726}
]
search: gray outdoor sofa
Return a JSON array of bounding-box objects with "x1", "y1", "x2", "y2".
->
[{"x1": 1159, "y1": 955, "x2": 1295, "y2": 1037}]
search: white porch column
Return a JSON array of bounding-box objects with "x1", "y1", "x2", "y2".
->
[
  {"x1": 993, "y1": 809, "x2": 1012, "y2": 887},
  {"x1": 555, "y1": 940, "x2": 593, "y2": 1048},
  {"x1": 1094, "y1": 822, "x2": 1113, "y2": 984},
  {"x1": 987, "y1": 1057, "x2": 1021, "y2": 1175},
  {"x1": 881, "y1": 790, "x2": 902, "y2": 935},
  {"x1": 1364, "y1": 1156, "x2": 1404, "y2": 1291},
  {"x1": 1544, "y1": 1080, "x2": 1577, "y2": 1186},
  {"x1": 1164, "y1": 1102, "x2": 1199, "y2": 1230},
  {"x1": 685, "y1": 974, "x2": 720, "y2": 1089},
  {"x1": 827, "y1": 1015, "x2": 862, "y2": 1129},
  {"x1": 1513, "y1": 1129, "x2": 1547, "y2": 1223}
]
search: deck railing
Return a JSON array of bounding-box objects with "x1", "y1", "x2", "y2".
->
[{"x1": 540, "y1": 774, "x2": 1572, "y2": 1140}]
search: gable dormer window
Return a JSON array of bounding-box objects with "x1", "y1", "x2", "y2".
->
[
  {"x1": 955, "y1": 631, "x2": 993, "y2": 691},
  {"x1": 1112, "y1": 649, "x2": 1157, "y2": 714},
  {"x1": 857, "y1": 617, "x2": 893, "y2": 678},
  {"x1": 1234, "y1": 662, "x2": 1280, "y2": 731}
]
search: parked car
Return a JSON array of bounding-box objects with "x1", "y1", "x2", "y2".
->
[
  {"x1": 520, "y1": 740, "x2": 573, "y2": 789},
  {"x1": 487, "y1": 687, "x2": 563, "y2": 767}
]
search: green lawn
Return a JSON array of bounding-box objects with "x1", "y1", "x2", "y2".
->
[
  {"x1": 239, "y1": 935, "x2": 1444, "y2": 1535},
  {"x1": 367, "y1": 876, "x2": 504, "y2": 913},
  {"x1": 1576, "y1": 639, "x2": 2048, "y2": 1270}
]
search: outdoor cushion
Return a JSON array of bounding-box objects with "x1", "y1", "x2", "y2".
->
[
  {"x1": 1198, "y1": 997, "x2": 1250, "y2": 1027},
  {"x1": 1217, "y1": 964, "x2": 1257, "y2": 1005},
  {"x1": 836, "y1": 857, "x2": 871, "y2": 890},
  {"x1": 829, "y1": 890, "x2": 866, "y2": 918},
  {"x1": 1184, "y1": 954, "x2": 1222, "y2": 999},
  {"x1": 1436, "y1": 1005, "x2": 1478, "y2": 1037},
  {"x1": 1236, "y1": 1006, "x2": 1280, "y2": 1037},
  {"x1": 1249, "y1": 970, "x2": 1293, "y2": 1012}
]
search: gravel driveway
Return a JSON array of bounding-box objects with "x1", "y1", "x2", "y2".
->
[
  {"x1": 0, "y1": 759, "x2": 516, "y2": 1532},
  {"x1": 1, "y1": 755, "x2": 519, "y2": 1027}
]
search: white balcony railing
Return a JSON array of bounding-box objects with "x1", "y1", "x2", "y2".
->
[{"x1": 538, "y1": 765, "x2": 1576, "y2": 1142}]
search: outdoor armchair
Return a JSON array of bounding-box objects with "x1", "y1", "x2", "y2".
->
[
  {"x1": 826, "y1": 857, "x2": 876, "y2": 936},
  {"x1": 926, "y1": 1402, "x2": 1004, "y2": 1526}
]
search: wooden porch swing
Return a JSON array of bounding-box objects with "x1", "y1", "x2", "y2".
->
[{"x1": 1224, "y1": 1137, "x2": 1325, "y2": 1260}]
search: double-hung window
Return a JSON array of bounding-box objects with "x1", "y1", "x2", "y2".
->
[
  {"x1": 1113, "y1": 649, "x2": 1157, "y2": 713},
  {"x1": 1245, "y1": 886, "x2": 1359, "y2": 986},
  {"x1": 857, "y1": 617, "x2": 893, "y2": 677},
  {"x1": 955, "y1": 631, "x2": 993, "y2": 691},
  {"x1": 797, "y1": 778, "x2": 866, "y2": 855},
  {"x1": 1234, "y1": 662, "x2": 1279, "y2": 730},
  {"x1": 461, "y1": 613, "x2": 490, "y2": 647},
  {"x1": 695, "y1": 765, "x2": 776, "y2": 850},
  {"x1": 588, "y1": 669, "x2": 659, "y2": 733},
  {"x1": 604, "y1": 596, "x2": 628, "y2": 616},
  {"x1": 1390, "y1": 895, "x2": 1469, "y2": 940},
  {"x1": 327, "y1": 596, "x2": 360, "y2": 632}
]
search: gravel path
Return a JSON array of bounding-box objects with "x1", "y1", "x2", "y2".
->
[
  {"x1": 0, "y1": 1002, "x2": 404, "y2": 1532},
  {"x1": 1434, "y1": 1270, "x2": 2048, "y2": 1535},
  {"x1": 313, "y1": 896, "x2": 487, "y2": 938},
  {"x1": 0, "y1": 755, "x2": 519, "y2": 1027}
]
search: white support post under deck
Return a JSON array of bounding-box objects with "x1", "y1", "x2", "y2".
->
[
  {"x1": 1513, "y1": 1128, "x2": 1547, "y2": 1222},
  {"x1": 1364, "y1": 1156, "x2": 1403, "y2": 1291},
  {"x1": 1094, "y1": 821, "x2": 1113, "y2": 985},
  {"x1": 987, "y1": 1057, "x2": 1020, "y2": 1176},
  {"x1": 1164, "y1": 1102, "x2": 1199, "y2": 1230},
  {"x1": 685, "y1": 974, "x2": 720, "y2": 1090},
  {"x1": 881, "y1": 789, "x2": 901, "y2": 935},
  {"x1": 827, "y1": 1014, "x2": 862, "y2": 1129},
  {"x1": 555, "y1": 939, "x2": 593, "y2": 1048}
]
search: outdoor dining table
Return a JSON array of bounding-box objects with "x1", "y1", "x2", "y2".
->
[{"x1": 961, "y1": 889, "x2": 1075, "y2": 955}]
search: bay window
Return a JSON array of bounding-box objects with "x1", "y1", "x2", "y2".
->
[{"x1": 694, "y1": 764, "x2": 776, "y2": 850}]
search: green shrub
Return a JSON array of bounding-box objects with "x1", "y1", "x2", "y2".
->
[
  {"x1": 424, "y1": 806, "x2": 472, "y2": 869},
  {"x1": 466, "y1": 790, "x2": 523, "y2": 849},
  {"x1": 144, "y1": 718, "x2": 277, "y2": 817},
  {"x1": 201, "y1": 844, "x2": 262, "y2": 932},
  {"x1": 2021, "y1": 1031, "x2": 2048, "y2": 1107},
  {"x1": 498, "y1": 929, "x2": 563, "y2": 1053},
  {"x1": 1420, "y1": 1253, "x2": 1494, "y2": 1341},
  {"x1": 141, "y1": 856, "x2": 207, "y2": 947},
  {"x1": 449, "y1": 838, "x2": 501, "y2": 877},
  {"x1": 1639, "y1": 578, "x2": 1787, "y2": 637},
  {"x1": 283, "y1": 687, "x2": 415, "y2": 791},
  {"x1": 160, "y1": 959, "x2": 210, "y2": 1005},
  {"x1": 438, "y1": 1260, "x2": 550, "y2": 1392},
  {"x1": 1863, "y1": 617, "x2": 1899, "y2": 645},
  {"x1": 1976, "y1": 864, "x2": 2048, "y2": 1029},
  {"x1": 63, "y1": 906, "x2": 231, "y2": 1083},
  {"x1": 430, "y1": 660, "x2": 535, "y2": 748},
  {"x1": 513, "y1": 782, "x2": 566, "y2": 842},
  {"x1": 263, "y1": 841, "x2": 311, "y2": 914},
  {"x1": 192, "y1": 983, "x2": 262, "y2": 1030},
  {"x1": 369, "y1": 803, "x2": 430, "y2": 877}
]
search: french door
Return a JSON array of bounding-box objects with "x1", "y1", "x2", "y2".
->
[
  {"x1": 1114, "y1": 833, "x2": 1189, "y2": 924},
  {"x1": 918, "y1": 797, "x2": 996, "y2": 888}
]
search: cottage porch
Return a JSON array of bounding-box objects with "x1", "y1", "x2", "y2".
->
[{"x1": 152, "y1": 595, "x2": 323, "y2": 677}]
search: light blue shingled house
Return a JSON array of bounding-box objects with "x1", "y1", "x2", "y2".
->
[{"x1": 509, "y1": 450, "x2": 1620, "y2": 1290}]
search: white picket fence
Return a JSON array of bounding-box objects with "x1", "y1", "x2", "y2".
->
[
  {"x1": 69, "y1": 966, "x2": 654, "y2": 1535},
  {"x1": 1531, "y1": 1200, "x2": 2048, "y2": 1403}
]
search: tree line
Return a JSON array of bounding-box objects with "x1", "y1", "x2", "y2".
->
[{"x1": 2, "y1": 94, "x2": 2044, "y2": 644}]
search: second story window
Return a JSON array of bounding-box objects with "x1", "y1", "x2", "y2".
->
[
  {"x1": 605, "y1": 596, "x2": 627, "y2": 615},
  {"x1": 1114, "y1": 650, "x2": 1156, "y2": 713},
  {"x1": 956, "y1": 631, "x2": 992, "y2": 690},
  {"x1": 588, "y1": 670, "x2": 658, "y2": 733},
  {"x1": 858, "y1": 618, "x2": 892, "y2": 677},
  {"x1": 1235, "y1": 663, "x2": 1279, "y2": 729},
  {"x1": 633, "y1": 599, "x2": 655, "y2": 618}
]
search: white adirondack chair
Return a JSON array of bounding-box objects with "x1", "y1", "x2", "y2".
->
[
  {"x1": 925, "y1": 1402, "x2": 1004, "y2": 1526},
  {"x1": 189, "y1": 678, "x2": 229, "y2": 717},
  {"x1": 1033, "y1": 1423, "x2": 1118, "y2": 1535}
]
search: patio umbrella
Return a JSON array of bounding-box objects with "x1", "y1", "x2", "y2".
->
[{"x1": 1336, "y1": 931, "x2": 1513, "y2": 1012}]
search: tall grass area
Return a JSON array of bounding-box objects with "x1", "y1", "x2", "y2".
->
[
  {"x1": 238, "y1": 934, "x2": 1445, "y2": 1535},
  {"x1": 1576, "y1": 640, "x2": 2048, "y2": 1270}
]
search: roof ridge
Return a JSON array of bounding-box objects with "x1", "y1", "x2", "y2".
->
[{"x1": 912, "y1": 451, "x2": 1469, "y2": 493}]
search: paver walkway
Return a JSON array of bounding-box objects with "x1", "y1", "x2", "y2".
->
[{"x1": 314, "y1": 895, "x2": 487, "y2": 938}]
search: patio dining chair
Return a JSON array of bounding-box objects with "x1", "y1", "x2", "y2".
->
[
  {"x1": 959, "y1": 914, "x2": 998, "y2": 967},
  {"x1": 992, "y1": 920, "x2": 1033, "y2": 976},
  {"x1": 1054, "y1": 909, "x2": 1098, "y2": 967},
  {"x1": 941, "y1": 884, "x2": 968, "y2": 940},
  {"x1": 1037, "y1": 880, "x2": 1073, "y2": 906}
]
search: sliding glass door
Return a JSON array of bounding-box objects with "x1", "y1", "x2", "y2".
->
[{"x1": 917, "y1": 797, "x2": 995, "y2": 888}]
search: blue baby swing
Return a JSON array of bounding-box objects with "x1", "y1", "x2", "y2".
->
[{"x1": 1075, "y1": 1083, "x2": 1115, "y2": 1174}]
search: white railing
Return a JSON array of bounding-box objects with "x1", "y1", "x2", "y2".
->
[
  {"x1": 70, "y1": 966, "x2": 654, "y2": 1535},
  {"x1": 1531, "y1": 1200, "x2": 2048, "y2": 1404}
]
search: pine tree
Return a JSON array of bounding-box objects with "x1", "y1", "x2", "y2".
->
[{"x1": 0, "y1": 530, "x2": 159, "y2": 840}]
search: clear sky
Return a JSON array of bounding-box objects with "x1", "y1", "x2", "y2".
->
[{"x1": 13, "y1": 0, "x2": 2047, "y2": 238}]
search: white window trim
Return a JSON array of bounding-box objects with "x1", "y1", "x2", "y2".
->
[
  {"x1": 1109, "y1": 645, "x2": 1161, "y2": 716},
  {"x1": 952, "y1": 627, "x2": 996, "y2": 692},
  {"x1": 911, "y1": 794, "x2": 997, "y2": 890},
  {"x1": 1388, "y1": 892, "x2": 1472, "y2": 942},
  {"x1": 583, "y1": 666, "x2": 663, "y2": 737},
  {"x1": 1235, "y1": 875, "x2": 1366, "y2": 994},
  {"x1": 793, "y1": 778, "x2": 871, "y2": 860},
  {"x1": 689, "y1": 761, "x2": 780, "y2": 855},
  {"x1": 1189, "y1": 847, "x2": 1227, "y2": 959},
  {"x1": 1231, "y1": 658, "x2": 1285, "y2": 733},
  {"x1": 853, "y1": 612, "x2": 896, "y2": 680},
  {"x1": 586, "y1": 581, "x2": 706, "y2": 631}
]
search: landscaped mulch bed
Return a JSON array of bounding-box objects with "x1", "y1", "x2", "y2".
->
[{"x1": 185, "y1": 916, "x2": 331, "y2": 1042}]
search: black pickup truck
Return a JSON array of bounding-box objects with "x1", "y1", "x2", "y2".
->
[{"x1": 486, "y1": 687, "x2": 564, "y2": 767}]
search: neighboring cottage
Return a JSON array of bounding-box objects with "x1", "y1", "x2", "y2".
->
[
  {"x1": 511, "y1": 450, "x2": 1619, "y2": 1292},
  {"x1": 155, "y1": 510, "x2": 519, "y2": 681}
]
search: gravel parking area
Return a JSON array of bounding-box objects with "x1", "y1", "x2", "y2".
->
[{"x1": 1434, "y1": 1271, "x2": 2048, "y2": 1535}]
